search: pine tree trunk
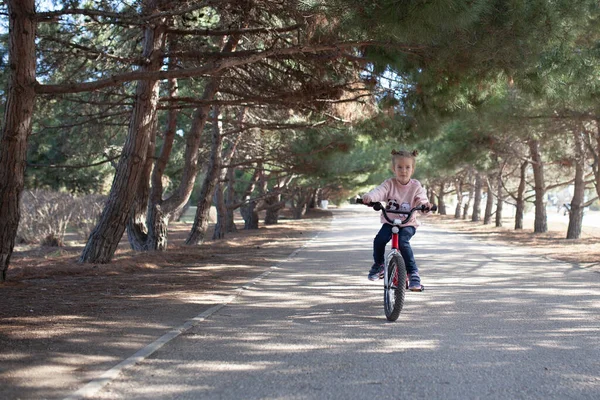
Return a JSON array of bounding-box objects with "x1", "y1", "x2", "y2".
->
[
  {"x1": 80, "y1": 4, "x2": 166, "y2": 263},
  {"x1": 0, "y1": 0, "x2": 37, "y2": 281},
  {"x1": 437, "y1": 182, "x2": 447, "y2": 215},
  {"x1": 149, "y1": 36, "x2": 240, "y2": 249},
  {"x1": 495, "y1": 170, "x2": 504, "y2": 228},
  {"x1": 127, "y1": 137, "x2": 156, "y2": 251},
  {"x1": 566, "y1": 130, "x2": 586, "y2": 239},
  {"x1": 242, "y1": 201, "x2": 260, "y2": 229},
  {"x1": 515, "y1": 161, "x2": 527, "y2": 230},
  {"x1": 225, "y1": 168, "x2": 238, "y2": 234},
  {"x1": 147, "y1": 206, "x2": 169, "y2": 250},
  {"x1": 594, "y1": 119, "x2": 600, "y2": 202},
  {"x1": 213, "y1": 184, "x2": 227, "y2": 240},
  {"x1": 471, "y1": 172, "x2": 482, "y2": 222},
  {"x1": 529, "y1": 139, "x2": 548, "y2": 233},
  {"x1": 212, "y1": 124, "x2": 245, "y2": 240},
  {"x1": 483, "y1": 175, "x2": 494, "y2": 225},
  {"x1": 454, "y1": 178, "x2": 463, "y2": 219},
  {"x1": 145, "y1": 47, "x2": 179, "y2": 251},
  {"x1": 186, "y1": 107, "x2": 224, "y2": 245},
  {"x1": 463, "y1": 171, "x2": 474, "y2": 220},
  {"x1": 264, "y1": 193, "x2": 285, "y2": 225}
]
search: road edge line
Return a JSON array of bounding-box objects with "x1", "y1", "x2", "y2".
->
[{"x1": 63, "y1": 230, "x2": 323, "y2": 400}]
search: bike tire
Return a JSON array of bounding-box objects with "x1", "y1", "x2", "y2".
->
[{"x1": 383, "y1": 254, "x2": 406, "y2": 321}]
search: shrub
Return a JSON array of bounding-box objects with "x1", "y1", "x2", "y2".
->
[
  {"x1": 17, "y1": 190, "x2": 107, "y2": 246},
  {"x1": 71, "y1": 194, "x2": 107, "y2": 241},
  {"x1": 17, "y1": 190, "x2": 74, "y2": 246}
]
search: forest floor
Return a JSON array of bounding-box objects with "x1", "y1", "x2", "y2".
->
[{"x1": 1, "y1": 206, "x2": 599, "y2": 399}]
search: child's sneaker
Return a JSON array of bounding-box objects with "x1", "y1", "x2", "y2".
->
[
  {"x1": 368, "y1": 263, "x2": 384, "y2": 281},
  {"x1": 408, "y1": 272, "x2": 422, "y2": 291}
]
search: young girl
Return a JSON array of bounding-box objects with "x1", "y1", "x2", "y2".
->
[{"x1": 361, "y1": 150, "x2": 432, "y2": 290}]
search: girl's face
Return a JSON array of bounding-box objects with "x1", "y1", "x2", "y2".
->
[{"x1": 391, "y1": 156, "x2": 414, "y2": 184}]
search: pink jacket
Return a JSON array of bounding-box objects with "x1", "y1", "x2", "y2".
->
[{"x1": 364, "y1": 178, "x2": 430, "y2": 227}]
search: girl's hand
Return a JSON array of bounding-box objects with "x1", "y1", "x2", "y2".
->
[{"x1": 362, "y1": 194, "x2": 373, "y2": 203}]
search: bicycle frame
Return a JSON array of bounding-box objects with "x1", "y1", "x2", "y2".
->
[
  {"x1": 384, "y1": 226, "x2": 402, "y2": 288},
  {"x1": 357, "y1": 198, "x2": 437, "y2": 320}
]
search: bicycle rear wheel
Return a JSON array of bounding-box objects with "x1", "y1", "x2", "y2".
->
[{"x1": 383, "y1": 254, "x2": 406, "y2": 321}]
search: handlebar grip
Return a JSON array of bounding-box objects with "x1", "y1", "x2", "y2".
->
[
  {"x1": 430, "y1": 204, "x2": 438, "y2": 212},
  {"x1": 355, "y1": 198, "x2": 364, "y2": 205}
]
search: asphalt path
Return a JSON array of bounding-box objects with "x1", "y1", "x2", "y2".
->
[{"x1": 77, "y1": 206, "x2": 600, "y2": 400}]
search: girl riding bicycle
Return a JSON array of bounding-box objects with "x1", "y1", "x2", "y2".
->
[{"x1": 361, "y1": 149, "x2": 433, "y2": 290}]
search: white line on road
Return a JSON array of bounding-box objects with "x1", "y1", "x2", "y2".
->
[{"x1": 63, "y1": 231, "x2": 323, "y2": 400}]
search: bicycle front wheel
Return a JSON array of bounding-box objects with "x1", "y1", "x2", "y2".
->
[{"x1": 383, "y1": 254, "x2": 406, "y2": 321}]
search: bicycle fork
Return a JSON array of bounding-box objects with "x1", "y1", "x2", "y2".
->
[{"x1": 384, "y1": 226, "x2": 401, "y2": 288}]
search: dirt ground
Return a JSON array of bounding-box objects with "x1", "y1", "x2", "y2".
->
[
  {"x1": 1, "y1": 206, "x2": 599, "y2": 399},
  {"x1": 425, "y1": 213, "x2": 600, "y2": 267}
]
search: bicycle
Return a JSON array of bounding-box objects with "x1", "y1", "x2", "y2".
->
[{"x1": 357, "y1": 198, "x2": 437, "y2": 321}]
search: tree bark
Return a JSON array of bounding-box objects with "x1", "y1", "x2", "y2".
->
[
  {"x1": 593, "y1": 119, "x2": 600, "y2": 204},
  {"x1": 151, "y1": 35, "x2": 240, "y2": 248},
  {"x1": 528, "y1": 139, "x2": 548, "y2": 233},
  {"x1": 0, "y1": 0, "x2": 37, "y2": 281},
  {"x1": 186, "y1": 106, "x2": 224, "y2": 245},
  {"x1": 264, "y1": 193, "x2": 286, "y2": 225},
  {"x1": 483, "y1": 175, "x2": 494, "y2": 225},
  {"x1": 80, "y1": 2, "x2": 166, "y2": 263},
  {"x1": 495, "y1": 169, "x2": 504, "y2": 228},
  {"x1": 462, "y1": 171, "x2": 474, "y2": 220},
  {"x1": 213, "y1": 183, "x2": 228, "y2": 240},
  {"x1": 437, "y1": 181, "x2": 447, "y2": 215},
  {"x1": 471, "y1": 172, "x2": 482, "y2": 222},
  {"x1": 240, "y1": 168, "x2": 261, "y2": 230},
  {"x1": 126, "y1": 127, "x2": 156, "y2": 251},
  {"x1": 212, "y1": 111, "x2": 245, "y2": 240},
  {"x1": 225, "y1": 167, "x2": 239, "y2": 234},
  {"x1": 515, "y1": 160, "x2": 527, "y2": 230},
  {"x1": 566, "y1": 129, "x2": 586, "y2": 239},
  {"x1": 454, "y1": 178, "x2": 463, "y2": 219},
  {"x1": 145, "y1": 39, "x2": 180, "y2": 251}
]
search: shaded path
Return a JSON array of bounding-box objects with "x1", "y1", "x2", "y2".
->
[{"x1": 80, "y1": 206, "x2": 600, "y2": 399}]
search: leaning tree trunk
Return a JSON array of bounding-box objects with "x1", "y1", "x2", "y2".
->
[
  {"x1": 186, "y1": 107, "x2": 225, "y2": 245},
  {"x1": 264, "y1": 192, "x2": 286, "y2": 225},
  {"x1": 483, "y1": 175, "x2": 494, "y2": 225},
  {"x1": 213, "y1": 122, "x2": 244, "y2": 240},
  {"x1": 454, "y1": 178, "x2": 463, "y2": 219},
  {"x1": 143, "y1": 40, "x2": 179, "y2": 251},
  {"x1": 241, "y1": 200, "x2": 260, "y2": 229},
  {"x1": 529, "y1": 139, "x2": 548, "y2": 233},
  {"x1": 225, "y1": 167, "x2": 238, "y2": 234},
  {"x1": 495, "y1": 169, "x2": 504, "y2": 228},
  {"x1": 471, "y1": 172, "x2": 482, "y2": 222},
  {"x1": 148, "y1": 36, "x2": 240, "y2": 250},
  {"x1": 463, "y1": 171, "x2": 474, "y2": 220},
  {"x1": 566, "y1": 130, "x2": 586, "y2": 239},
  {"x1": 239, "y1": 167, "x2": 261, "y2": 230},
  {"x1": 213, "y1": 184, "x2": 228, "y2": 240},
  {"x1": 437, "y1": 182, "x2": 447, "y2": 215},
  {"x1": 0, "y1": 0, "x2": 36, "y2": 281},
  {"x1": 80, "y1": 4, "x2": 166, "y2": 263},
  {"x1": 594, "y1": 119, "x2": 600, "y2": 201},
  {"x1": 515, "y1": 160, "x2": 527, "y2": 230},
  {"x1": 126, "y1": 132, "x2": 156, "y2": 251}
]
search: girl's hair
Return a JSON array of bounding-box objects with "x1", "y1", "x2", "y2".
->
[{"x1": 391, "y1": 149, "x2": 418, "y2": 166}]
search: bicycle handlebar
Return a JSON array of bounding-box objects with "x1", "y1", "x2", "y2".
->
[{"x1": 356, "y1": 197, "x2": 437, "y2": 225}]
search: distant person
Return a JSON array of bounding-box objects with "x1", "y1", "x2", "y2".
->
[{"x1": 361, "y1": 150, "x2": 433, "y2": 291}]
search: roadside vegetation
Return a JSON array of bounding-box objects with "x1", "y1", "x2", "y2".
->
[{"x1": 1, "y1": 0, "x2": 600, "y2": 281}]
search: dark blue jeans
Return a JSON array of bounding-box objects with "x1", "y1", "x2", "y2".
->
[{"x1": 373, "y1": 224, "x2": 418, "y2": 274}]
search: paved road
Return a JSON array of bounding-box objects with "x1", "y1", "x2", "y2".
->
[{"x1": 78, "y1": 206, "x2": 600, "y2": 400}]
